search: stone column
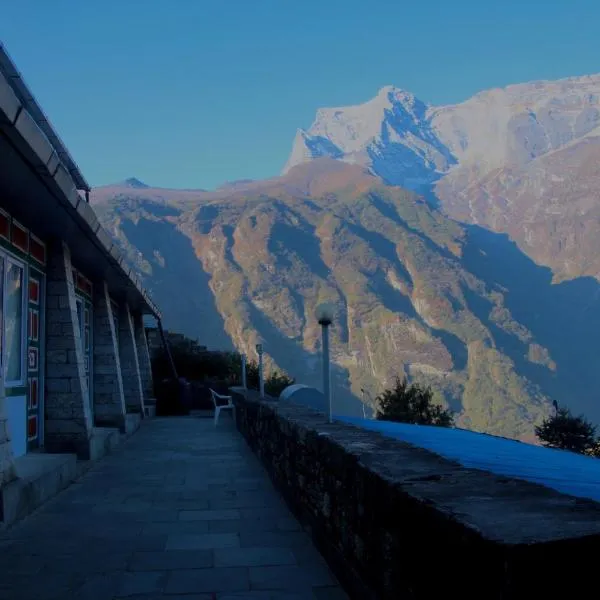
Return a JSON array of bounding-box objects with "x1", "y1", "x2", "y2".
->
[
  {"x1": 118, "y1": 303, "x2": 145, "y2": 414},
  {"x1": 0, "y1": 381, "x2": 16, "y2": 493},
  {"x1": 133, "y1": 312, "x2": 153, "y2": 402},
  {"x1": 44, "y1": 240, "x2": 93, "y2": 458},
  {"x1": 92, "y1": 282, "x2": 126, "y2": 431}
]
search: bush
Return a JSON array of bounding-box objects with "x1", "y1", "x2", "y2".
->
[
  {"x1": 151, "y1": 346, "x2": 242, "y2": 383},
  {"x1": 535, "y1": 407, "x2": 597, "y2": 454},
  {"x1": 244, "y1": 360, "x2": 294, "y2": 398},
  {"x1": 375, "y1": 376, "x2": 454, "y2": 427},
  {"x1": 265, "y1": 371, "x2": 295, "y2": 397}
]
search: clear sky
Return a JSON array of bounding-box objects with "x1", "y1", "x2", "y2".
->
[{"x1": 2, "y1": 0, "x2": 599, "y2": 190}]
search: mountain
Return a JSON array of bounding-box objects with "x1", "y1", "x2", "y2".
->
[
  {"x1": 284, "y1": 77, "x2": 600, "y2": 281},
  {"x1": 93, "y1": 158, "x2": 600, "y2": 442},
  {"x1": 91, "y1": 75, "x2": 600, "y2": 442},
  {"x1": 121, "y1": 177, "x2": 150, "y2": 189}
]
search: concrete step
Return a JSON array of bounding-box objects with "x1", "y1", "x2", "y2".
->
[
  {"x1": 90, "y1": 426, "x2": 121, "y2": 461},
  {"x1": 0, "y1": 452, "x2": 76, "y2": 527},
  {"x1": 144, "y1": 398, "x2": 156, "y2": 418},
  {"x1": 125, "y1": 413, "x2": 142, "y2": 436}
]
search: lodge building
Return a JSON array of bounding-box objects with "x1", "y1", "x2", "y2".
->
[{"x1": 0, "y1": 43, "x2": 160, "y2": 524}]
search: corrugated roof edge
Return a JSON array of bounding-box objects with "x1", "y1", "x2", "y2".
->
[
  {"x1": 0, "y1": 43, "x2": 90, "y2": 192},
  {"x1": 0, "y1": 42, "x2": 161, "y2": 319}
]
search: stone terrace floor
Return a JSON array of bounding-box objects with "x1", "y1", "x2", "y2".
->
[{"x1": 0, "y1": 416, "x2": 348, "y2": 600}]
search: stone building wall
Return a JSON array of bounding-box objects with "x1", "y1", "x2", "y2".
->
[
  {"x1": 0, "y1": 385, "x2": 16, "y2": 492},
  {"x1": 232, "y1": 391, "x2": 600, "y2": 599},
  {"x1": 44, "y1": 241, "x2": 93, "y2": 458}
]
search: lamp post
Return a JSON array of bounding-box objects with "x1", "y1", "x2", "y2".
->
[
  {"x1": 316, "y1": 302, "x2": 335, "y2": 423},
  {"x1": 256, "y1": 344, "x2": 264, "y2": 399},
  {"x1": 241, "y1": 353, "x2": 247, "y2": 390}
]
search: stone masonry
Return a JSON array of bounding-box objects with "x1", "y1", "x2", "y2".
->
[
  {"x1": 233, "y1": 391, "x2": 600, "y2": 600},
  {"x1": 92, "y1": 282, "x2": 126, "y2": 431},
  {"x1": 0, "y1": 381, "x2": 16, "y2": 492},
  {"x1": 133, "y1": 311, "x2": 153, "y2": 402},
  {"x1": 44, "y1": 240, "x2": 93, "y2": 458},
  {"x1": 118, "y1": 303, "x2": 145, "y2": 415}
]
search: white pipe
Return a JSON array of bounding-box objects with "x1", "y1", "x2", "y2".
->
[
  {"x1": 322, "y1": 323, "x2": 332, "y2": 423},
  {"x1": 241, "y1": 353, "x2": 247, "y2": 389},
  {"x1": 258, "y1": 350, "x2": 265, "y2": 399}
]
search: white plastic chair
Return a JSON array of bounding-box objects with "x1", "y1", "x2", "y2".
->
[{"x1": 209, "y1": 389, "x2": 235, "y2": 426}]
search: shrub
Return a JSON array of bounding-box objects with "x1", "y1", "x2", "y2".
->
[
  {"x1": 375, "y1": 376, "x2": 454, "y2": 427},
  {"x1": 244, "y1": 360, "x2": 294, "y2": 398},
  {"x1": 535, "y1": 407, "x2": 597, "y2": 454},
  {"x1": 151, "y1": 346, "x2": 242, "y2": 383}
]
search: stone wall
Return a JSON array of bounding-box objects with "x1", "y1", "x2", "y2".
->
[
  {"x1": 118, "y1": 303, "x2": 145, "y2": 414},
  {"x1": 44, "y1": 240, "x2": 93, "y2": 458},
  {"x1": 0, "y1": 383, "x2": 16, "y2": 493},
  {"x1": 232, "y1": 392, "x2": 600, "y2": 599},
  {"x1": 92, "y1": 282, "x2": 126, "y2": 431},
  {"x1": 133, "y1": 312, "x2": 153, "y2": 401}
]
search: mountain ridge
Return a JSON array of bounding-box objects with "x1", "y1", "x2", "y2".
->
[
  {"x1": 91, "y1": 73, "x2": 600, "y2": 442},
  {"x1": 284, "y1": 75, "x2": 600, "y2": 282},
  {"x1": 92, "y1": 159, "x2": 600, "y2": 442}
]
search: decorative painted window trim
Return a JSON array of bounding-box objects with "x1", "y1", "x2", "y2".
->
[
  {"x1": 27, "y1": 414, "x2": 38, "y2": 441},
  {"x1": 28, "y1": 308, "x2": 39, "y2": 342},
  {"x1": 0, "y1": 209, "x2": 47, "y2": 267},
  {"x1": 0, "y1": 208, "x2": 10, "y2": 241},
  {"x1": 29, "y1": 276, "x2": 40, "y2": 305},
  {"x1": 29, "y1": 234, "x2": 46, "y2": 266},
  {"x1": 72, "y1": 268, "x2": 93, "y2": 298},
  {"x1": 28, "y1": 377, "x2": 39, "y2": 409},
  {"x1": 10, "y1": 219, "x2": 29, "y2": 253}
]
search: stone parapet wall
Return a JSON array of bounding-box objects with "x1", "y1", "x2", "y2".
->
[
  {"x1": 232, "y1": 392, "x2": 600, "y2": 599},
  {"x1": 0, "y1": 390, "x2": 16, "y2": 492}
]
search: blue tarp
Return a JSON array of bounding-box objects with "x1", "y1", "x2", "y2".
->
[{"x1": 336, "y1": 416, "x2": 600, "y2": 503}]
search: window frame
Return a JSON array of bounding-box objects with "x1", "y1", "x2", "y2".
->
[{"x1": 2, "y1": 251, "x2": 27, "y2": 388}]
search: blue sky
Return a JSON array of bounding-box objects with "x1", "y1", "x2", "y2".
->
[{"x1": 2, "y1": 0, "x2": 599, "y2": 190}]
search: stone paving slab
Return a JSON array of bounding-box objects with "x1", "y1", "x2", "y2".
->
[{"x1": 0, "y1": 416, "x2": 348, "y2": 599}]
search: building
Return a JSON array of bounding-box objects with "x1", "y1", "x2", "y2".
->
[{"x1": 0, "y1": 43, "x2": 160, "y2": 523}]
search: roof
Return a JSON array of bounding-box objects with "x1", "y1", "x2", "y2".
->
[
  {"x1": 339, "y1": 416, "x2": 600, "y2": 503},
  {"x1": 0, "y1": 42, "x2": 90, "y2": 192},
  {"x1": 0, "y1": 44, "x2": 160, "y2": 318}
]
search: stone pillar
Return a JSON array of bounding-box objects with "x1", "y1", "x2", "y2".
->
[
  {"x1": 44, "y1": 240, "x2": 93, "y2": 458},
  {"x1": 0, "y1": 381, "x2": 16, "y2": 493},
  {"x1": 92, "y1": 282, "x2": 126, "y2": 431},
  {"x1": 133, "y1": 312, "x2": 153, "y2": 402},
  {"x1": 118, "y1": 303, "x2": 145, "y2": 414}
]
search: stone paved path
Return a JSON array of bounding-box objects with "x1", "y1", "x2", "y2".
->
[{"x1": 0, "y1": 416, "x2": 348, "y2": 599}]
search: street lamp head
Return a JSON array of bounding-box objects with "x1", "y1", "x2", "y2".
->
[{"x1": 316, "y1": 302, "x2": 335, "y2": 326}]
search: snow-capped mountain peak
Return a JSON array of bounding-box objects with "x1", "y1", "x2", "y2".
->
[{"x1": 283, "y1": 75, "x2": 600, "y2": 194}]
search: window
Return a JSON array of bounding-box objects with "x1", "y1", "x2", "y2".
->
[
  {"x1": 0, "y1": 210, "x2": 9, "y2": 240},
  {"x1": 29, "y1": 236, "x2": 46, "y2": 265},
  {"x1": 10, "y1": 221, "x2": 29, "y2": 253},
  {"x1": 28, "y1": 278, "x2": 40, "y2": 304},
  {"x1": 5, "y1": 260, "x2": 24, "y2": 383}
]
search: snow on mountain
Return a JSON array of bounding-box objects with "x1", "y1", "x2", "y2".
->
[
  {"x1": 283, "y1": 75, "x2": 600, "y2": 282},
  {"x1": 284, "y1": 76, "x2": 600, "y2": 195}
]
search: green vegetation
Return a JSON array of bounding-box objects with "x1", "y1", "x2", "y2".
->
[
  {"x1": 375, "y1": 376, "x2": 454, "y2": 427},
  {"x1": 245, "y1": 359, "x2": 295, "y2": 397},
  {"x1": 151, "y1": 339, "x2": 294, "y2": 398},
  {"x1": 151, "y1": 344, "x2": 241, "y2": 384},
  {"x1": 535, "y1": 407, "x2": 597, "y2": 455}
]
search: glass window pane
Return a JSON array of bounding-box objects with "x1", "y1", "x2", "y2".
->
[{"x1": 5, "y1": 261, "x2": 23, "y2": 382}]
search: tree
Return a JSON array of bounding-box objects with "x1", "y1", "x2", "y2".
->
[
  {"x1": 375, "y1": 377, "x2": 454, "y2": 427},
  {"x1": 535, "y1": 407, "x2": 597, "y2": 454},
  {"x1": 245, "y1": 360, "x2": 294, "y2": 397}
]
